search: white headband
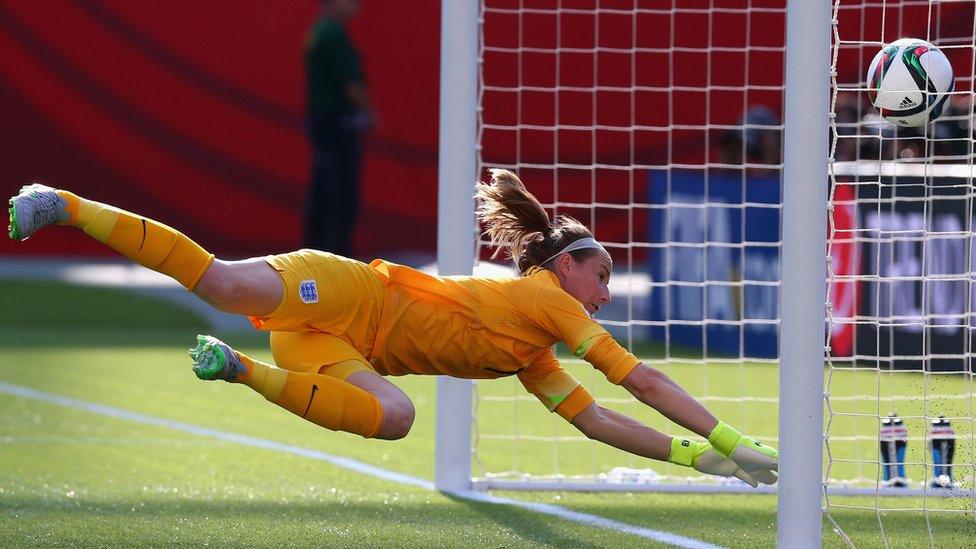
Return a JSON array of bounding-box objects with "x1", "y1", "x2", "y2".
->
[{"x1": 537, "y1": 237, "x2": 608, "y2": 268}]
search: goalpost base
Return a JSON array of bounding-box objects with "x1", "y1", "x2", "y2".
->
[{"x1": 474, "y1": 479, "x2": 976, "y2": 498}]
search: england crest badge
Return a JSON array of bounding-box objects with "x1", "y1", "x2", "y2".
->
[{"x1": 299, "y1": 279, "x2": 319, "y2": 304}]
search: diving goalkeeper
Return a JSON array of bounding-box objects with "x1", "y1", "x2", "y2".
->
[{"x1": 7, "y1": 169, "x2": 778, "y2": 485}]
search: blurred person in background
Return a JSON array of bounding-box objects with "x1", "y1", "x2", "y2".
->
[
  {"x1": 304, "y1": 0, "x2": 372, "y2": 257},
  {"x1": 858, "y1": 112, "x2": 898, "y2": 160},
  {"x1": 716, "y1": 105, "x2": 782, "y2": 176},
  {"x1": 832, "y1": 94, "x2": 864, "y2": 162},
  {"x1": 932, "y1": 94, "x2": 974, "y2": 161},
  {"x1": 857, "y1": 94, "x2": 971, "y2": 163}
]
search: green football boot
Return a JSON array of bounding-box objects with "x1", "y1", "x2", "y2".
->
[
  {"x1": 8, "y1": 183, "x2": 70, "y2": 241},
  {"x1": 189, "y1": 335, "x2": 244, "y2": 381}
]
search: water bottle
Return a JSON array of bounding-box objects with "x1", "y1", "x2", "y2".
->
[
  {"x1": 879, "y1": 414, "x2": 908, "y2": 487},
  {"x1": 929, "y1": 416, "x2": 956, "y2": 489}
]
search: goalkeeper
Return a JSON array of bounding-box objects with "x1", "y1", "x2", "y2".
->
[{"x1": 8, "y1": 169, "x2": 777, "y2": 486}]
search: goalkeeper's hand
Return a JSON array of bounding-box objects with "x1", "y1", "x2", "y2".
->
[
  {"x1": 667, "y1": 438, "x2": 760, "y2": 487},
  {"x1": 707, "y1": 421, "x2": 778, "y2": 485}
]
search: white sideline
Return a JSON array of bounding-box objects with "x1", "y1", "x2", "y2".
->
[{"x1": 0, "y1": 381, "x2": 723, "y2": 549}]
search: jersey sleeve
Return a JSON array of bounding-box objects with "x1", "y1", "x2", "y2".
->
[
  {"x1": 517, "y1": 350, "x2": 594, "y2": 422},
  {"x1": 533, "y1": 283, "x2": 641, "y2": 384}
]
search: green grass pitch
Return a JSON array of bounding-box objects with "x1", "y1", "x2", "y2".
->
[{"x1": 1, "y1": 280, "x2": 974, "y2": 547}]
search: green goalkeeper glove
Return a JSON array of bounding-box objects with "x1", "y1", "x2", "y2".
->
[
  {"x1": 707, "y1": 421, "x2": 778, "y2": 485},
  {"x1": 668, "y1": 437, "x2": 759, "y2": 487}
]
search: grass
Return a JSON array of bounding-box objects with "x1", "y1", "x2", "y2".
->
[{"x1": 1, "y1": 280, "x2": 974, "y2": 547}]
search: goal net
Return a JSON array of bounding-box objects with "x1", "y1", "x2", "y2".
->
[
  {"x1": 474, "y1": 0, "x2": 786, "y2": 491},
  {"x1": 824, "y1": 0, "x2": 976, "y2": 545},
  {"x1": 469, "y1": 0, "x2": 975, "y2": 522}
]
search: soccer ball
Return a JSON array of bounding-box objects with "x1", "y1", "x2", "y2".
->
[{"x1": 865, "y1": 38, "x2": 954, "y2": 127}]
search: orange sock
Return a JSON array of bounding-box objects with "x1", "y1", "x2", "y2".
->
[
  {"x1": 233, "y1": 353, "x2": 383, "y2": 438},
  {"x1": 57, "y1": 191, "x2": 214, "y2": 290}
]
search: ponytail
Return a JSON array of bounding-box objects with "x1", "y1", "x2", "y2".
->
[{"x1": 475, "y1": 169, "x2": 596, "y2": 274}]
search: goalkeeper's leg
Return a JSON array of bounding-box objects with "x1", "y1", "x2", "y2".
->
[
  {"x1": 269, "y1": 331, "x2": 415, "y2": 440},
  {"x1": 8, "y1": 183, "x2": 282, "y2": 316},
  {"x1": 192, "y1": 334, "x2": 414, "y2": 440}
]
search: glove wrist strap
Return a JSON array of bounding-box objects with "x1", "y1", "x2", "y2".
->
[
  {"x1": 668, "y1": 437, "x2": 696, "y2": 467},
  {"x1": 707, "y1": 421, "x2": 742, "y2": 456}
]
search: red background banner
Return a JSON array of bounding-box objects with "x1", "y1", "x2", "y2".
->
[{"x1": 1, "y1": 1, "x2": 969, "y2": 260}]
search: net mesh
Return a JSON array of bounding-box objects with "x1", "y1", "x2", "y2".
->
[
  {"x1": 824, "y1": 0, "x2": 976, "y2": 544},
  {"x1": 475, "y1": 0, "x2": 785, "y2": 488},
  {"x1": 473, "y1": 6, "x2": 976, "y2": 544}
]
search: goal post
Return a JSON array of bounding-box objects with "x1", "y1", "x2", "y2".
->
[
  {"x1": 777, "y1": 0, "x2": 830, "y2": 546},
  {"x1": 434, "y1": 0, "x2": 479, "y2": 493}
]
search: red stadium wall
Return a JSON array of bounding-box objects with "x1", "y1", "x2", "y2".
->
[
  {"x1": 0, "y1": 1, "x2": 970, "y2": 260},
  {"x1": 0, "y1": 0, "x2": 439, "y2": 259}
]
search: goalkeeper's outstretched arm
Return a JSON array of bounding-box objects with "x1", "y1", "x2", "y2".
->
[
  {"x1": 570, "y1": 402, "x2": 762, "y2": 486},
  {"x1": 619, "y1": 363, "x2": 720, "y2": 436},
  {"x1": 620, "y1": 363, "x2": 779, "y2": 484},
  {"x1": 571, "y1": 403, "x2": 671, "y2": 460}
]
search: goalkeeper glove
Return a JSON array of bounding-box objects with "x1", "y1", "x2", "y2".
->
[
  {"x1": 668, "y1": 437, "x2": 759, "y2": 487},
  {"x1": 707, "y1": 421, "x2": 778, "y2": 485}
]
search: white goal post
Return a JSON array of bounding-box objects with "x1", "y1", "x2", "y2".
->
[
  {"x1": 436, "y1": 0, "x2": 829, "y2": 498},
  {"x1": 435, "y1": 0, "x2": 479, "y2": 493},
  {"x1": 777, "y1": 0, "x2": 829, "y2": 546}
]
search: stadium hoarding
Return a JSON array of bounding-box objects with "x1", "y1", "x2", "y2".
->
[
  {"x1": 646, "y1": 169, "x2": 781, "y2": 359},
  {"x1": 645, "y1": 168, "x2": 976, "y2": 371},
  {"x1": 847, "y1": 168, "x2": 976, "y2": 372}
]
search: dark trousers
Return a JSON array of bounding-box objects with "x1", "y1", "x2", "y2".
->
[{"x1": 304, "y1": 113, "x2": 362, "y2": 257}]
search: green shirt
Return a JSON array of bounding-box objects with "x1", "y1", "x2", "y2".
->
[{"x1": 305, "y1": 19, "x2": 363, "y2": 116}]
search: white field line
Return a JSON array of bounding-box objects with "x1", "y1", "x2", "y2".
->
[
  {"x1": 0, "y1": 381, "x2": 431, "y2": 490},
  {"x1": 0, "y1": 435, "x2": 230, "y2": 446},
  {"x1": 0, "y1": 381, "x2": 724, "y2": 549}
]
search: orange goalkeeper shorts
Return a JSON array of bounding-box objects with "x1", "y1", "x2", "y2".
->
[
  {"x1": 270, "y1": 331, "x2": 377, "y2": 379},
  {"x1": 249, "y1": 250, "x2": 385, "y2": 359}
]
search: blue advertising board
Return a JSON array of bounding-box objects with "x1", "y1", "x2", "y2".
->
[{"x1": 647, "y1": 170, "x2": 781, "y2": 359}]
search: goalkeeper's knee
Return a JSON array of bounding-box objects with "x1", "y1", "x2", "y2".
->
[{"x1": 375, "y1": 397, "x2": 415, "y2": 440}]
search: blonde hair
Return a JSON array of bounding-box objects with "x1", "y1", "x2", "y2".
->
[{"x1": 475, "y1": 169, "x2": 596, "y2": 274}]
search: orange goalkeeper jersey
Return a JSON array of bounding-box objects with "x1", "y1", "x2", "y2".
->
[{"x1": 367, "y1": 260, "x2": 641, "y2": 414}]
